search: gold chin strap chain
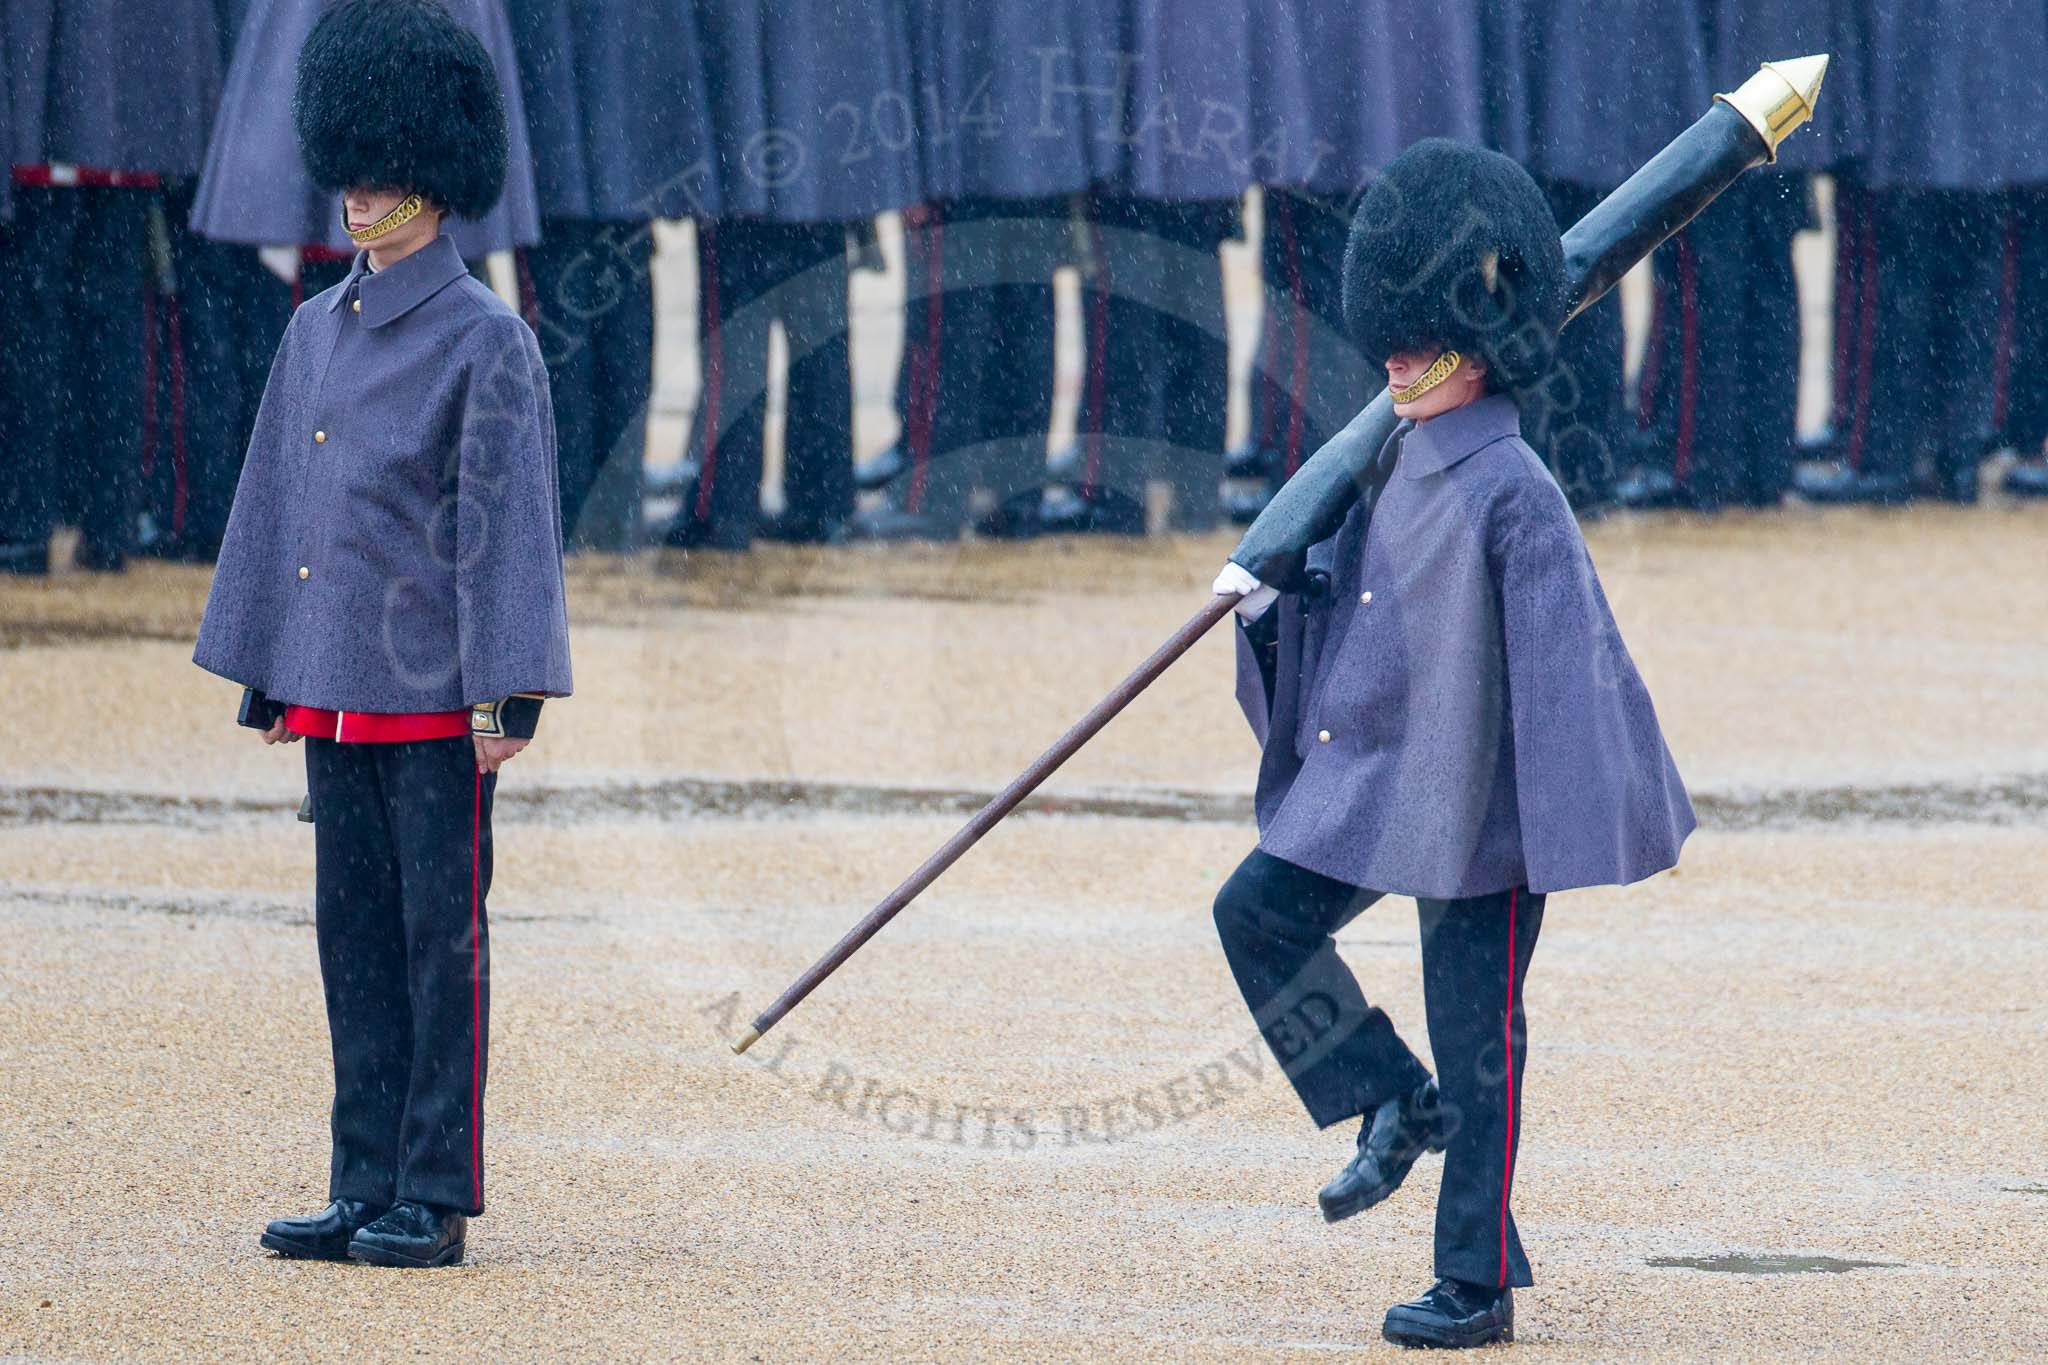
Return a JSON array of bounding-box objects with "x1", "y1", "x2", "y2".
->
[
  {"x1": 1390, "y1": 349, "x2": 1463, "y2": 404},
  {"x1": 344, "y1": 193, "x2": 424, "y2": 246}
]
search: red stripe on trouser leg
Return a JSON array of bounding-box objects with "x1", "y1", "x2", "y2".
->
[
  {"x1": 1498, "y1": 887, "x2": 1518, "y2": 1287},
  {"x1": 515, "y1": 246, "x2": 541, "y2": 333},
  {"x1": 141, "y1": 288, "x2": 157, "y2": 479},
  {"x1": 694, "y1": 228, "x2": 722, "y2": 523},
  {"x1": 471, "y1": 766, "x2": 483, "y2": 1211},
  {"x1": 1849, "y1": 217, "x2": 1877, "y2": 472},
  {"x1": 1674, "y1": 237, "x2": 1698, "y2": 484},
  {"x1": 1083, "y1": 220, "x2": 1110, "y2": 495},
  {"x1": 1282, "y1": 199, "x2": 1308, "y2": 476},
  {"x1": 907, "y1": 220, "x2": 946, "y2": 513},
  {"x1": 168, "y1": 294, "x2": 188, "y2": 534},
  {"x1": 1991, "y1": 214, "x2": 2019, "y2": 431}
]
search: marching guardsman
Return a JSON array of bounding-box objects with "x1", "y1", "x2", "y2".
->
[
  {"x1": 0, "y1": 0, "x2": 223, "y2": 573},
  {"x1": 504, "y1": 0, "x2": 714, "y2": 546},
  {"x1": 1210, "y1": 142, "x2": 1694, "y2": 1348},
  {"x1": 193, "y1": 0, "x2": 572, "y2": 1268},
  {"x1": 667, "y1": 0, "x2": 915, "y2": 551},
  {"x1": 1796, "y1": 0, "x2": 2048, "y2": 504},
  {"x1": 1233, "y1": 0, "x2": 1486, "y2": 525}
]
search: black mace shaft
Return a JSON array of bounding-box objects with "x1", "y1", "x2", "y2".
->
[
  {"x1": 731, "y1": 595, "x2": 1237, "y2": 1053},
  {"x1": 732, "y1": 55, "x2": 1826, "y2": 1056},
  {"x1": 1230, "y1": 55, "x2": 1827, "y2": 582}
]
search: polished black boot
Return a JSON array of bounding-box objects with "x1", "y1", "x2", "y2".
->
[
  {"x1": 1792, "y1": 462, "x2": 1913, "y2": 505},
  {"x1": 1317, "y1": 1078, "x2": 1454, "y2": 1223},
  {"x1": 259, "y1": 1198, "x2": 385, "y2": 1261},
  {"x1": 346, "y1": 1199, "x2": 468, "y2": 1268},
  {"x1": 1383, "y1": 1278, "x2": 1514, "y2": 1349},
  {"x1": 2004, "y1": 458, "x2": 2048, "y2": 496},
  {"x1": 852, "y1": 443, "x2": 907, "y2": 492}
]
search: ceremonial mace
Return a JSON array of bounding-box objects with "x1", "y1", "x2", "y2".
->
[{"x1": 732, "y1": 54, "x2": 1829, "y2": 1055}]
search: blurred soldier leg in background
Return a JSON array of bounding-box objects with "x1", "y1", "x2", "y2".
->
[
  {"x1": 1627, "y1": 173, "x2": 1805, "y2": 511},
  {"x1": 1529, "y1": 178, "x2": 1623, "y2": 514},
  {"x1": 1064, "y1": 193, "x2": 1234, "y2": 536},
  {"x1": 1798, "y1": 189, "x2": 2001, "y2": 504},
  {"x1": 0, "y1": 183, "x2": 151, "y2": 573},
  {"x1": 1995, "y1": 187, "x2": 2048, "y2": 495},
  {"x1": 669, "y1": 218, "x2": 853, "y2": 553},
  {"x1": 518, "y1": 216, "x2": 656, "y2": 547},
  {"x1": 139, "y1": 178, "x2": 293, "y2": 563},
  {"x1": 1230, "y1": 188, "x2": 1362, "y2": 526},
  {"x1": 863, "y1": 195, "x2": 1064, "y2": 542}
]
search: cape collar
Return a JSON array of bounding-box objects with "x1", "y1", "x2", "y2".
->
[
  {"x1": 328, "y1": 232, "x2": 468, "y2": 329},
  {"x1": 1398, "y1": 393, "x2": 1521, "y2": 479}
]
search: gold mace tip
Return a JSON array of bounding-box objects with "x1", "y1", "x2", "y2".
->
[
  {"x1": 1715, "y1": 54, "x2": 1829, "y2": 161},
  {"x1": 730, "y1": 1025, "x2": 762, "y2": 1055}
]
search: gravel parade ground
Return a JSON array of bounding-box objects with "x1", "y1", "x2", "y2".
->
[{"x1": 3, "y1": 504, "x2": 2046, "y2": 1360}]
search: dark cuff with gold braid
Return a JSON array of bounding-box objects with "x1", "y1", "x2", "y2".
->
[{"x1": 470, "y1": 693, "x2": 545, "y2": 740}]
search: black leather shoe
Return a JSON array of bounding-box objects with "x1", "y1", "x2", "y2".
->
[
  {"x1": 846, "y1": 503, "x2": 958, "y2": 542},
  {"x1": 1792, "y1": 463, "x2": 1913, "y2": 505},
  {"x1": 755, "y1": 508, "x2": 848, "y2": 544},
  {"x1": 1318, "y1": 1079, "x2": 1453, "y2": 1223},
  {"x1": 1611, "y1": 465, "x2": 1687, "y2": 510},
  {"x1": 346, "y1": 1200, "x2": 467, "y2": 1268},
  {"x1": 1036, "y1": 483, "x2": 1146, "y2": 536},
  {"x1": 259, "y1": 1198, "x2": 385, "y2": 1261},
  {"x1": 853, "y1": 444, "x2": 907, "y2": 492},
  {"x1": 1225, "y1": 441, "x2": 1276, "y2": 480},
  {"x1": 2004, "y1": 459, "x2": 2048, "y2": 497},
  {"x1": 1933, "y1": 462, "x2": 1979, "y2": 504},
  {"x1": 1224, "y1": 482, "x2": 1275, "y2": 525},
  {"x1": 1383, "y1": 1279, "x2": 1514, "y2": 1349}
]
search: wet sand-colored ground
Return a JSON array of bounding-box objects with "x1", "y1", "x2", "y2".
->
[{"x1": 3, "y1": 503, "x2": 2046, "y2": 1360}]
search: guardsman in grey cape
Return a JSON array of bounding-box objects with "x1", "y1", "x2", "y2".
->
[
  {"x1": 192, "y1": 0, "x2": 572, "y2": 1269},
  {"x1": 1210, "y1": 141, "x2": 1694, "y2": 1349}
]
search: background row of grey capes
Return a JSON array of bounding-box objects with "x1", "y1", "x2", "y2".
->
[{"x1": 4, "y1": 0, "x2": 2043, "y2": 241}]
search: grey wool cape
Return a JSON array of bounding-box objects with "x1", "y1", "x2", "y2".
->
[
  {"x1": 194, "y1": 232, "x2": 573, "y2": 712},
  {"x1": 1235, "y1": 395, "x2": 1693, "y2": 899}
]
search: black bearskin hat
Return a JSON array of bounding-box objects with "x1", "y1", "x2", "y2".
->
[
  {"x1": 1341, "y1": 139, "x2": 1568, "y2": 389},
  {"x1": 294, "y1": 0, "x2": 507, "y2": 219}
]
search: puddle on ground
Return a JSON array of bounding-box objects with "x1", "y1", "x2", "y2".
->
[
  {"x1": 1647, "y1": 1254, "x2": 1900, "y2": 1275},
  {"x1": 6, "y1": 771, "x2": 2048, "y2": 835}
]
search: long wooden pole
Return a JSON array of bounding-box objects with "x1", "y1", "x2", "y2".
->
[{"x1": 730, "y1": 593, "x2": 1238, "y2": 1053}]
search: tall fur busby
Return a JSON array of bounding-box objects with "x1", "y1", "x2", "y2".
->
[
  {"x1": 1341, "y1": 139, "x2": 1568, "y2": 389},
  {"x1": 294, "y1": 0, "x2": 507, "y2": 219}
]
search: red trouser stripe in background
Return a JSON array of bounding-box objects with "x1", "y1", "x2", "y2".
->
[
  {"x1": 1082, "y1": 219, "x2": 1110, "y2": 495},
  {"x1": 1498, "y1": 886, "x2": 1519, "y2": 1287},
  {"x1": 1674, "y1": 237, "x2": 1699, "y2": 484},
  {"x1": 1282, "y1": 198, "x2": 1309, "y2": 476},
  {"x1": 907, "y1": 218, "x2": 945, "y2": 513},
  {"x1": 471, "y1": 766, "x2": 484, "y2": 1211},
  {"x1": 694, "y1": 229, "x2": 722, "y2": 523},
  {"x1": 1992, "y1": 214, "x2": 2019, "y2": 431}
]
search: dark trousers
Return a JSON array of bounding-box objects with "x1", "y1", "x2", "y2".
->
[
  {"x1": 306, "y1": 736, "x2": 496, "y2": 1217},
  {"x1": 1637, "y1": 173, "x2": 1806, "y2": 506},
  {"x1": 1530, "y1": 179, "x2": 1625, "y2": 510},
  {"x1": 1994, "y1": 187, "x2": 2048, "y2": 452},
  {"x1": 1077, "y1": 194, "x2": 1234, "y2": 531},
  {"x1": 1250, "y1": 187, "x2": 1361, "y2": 481},
  {"x1": 140, "y1": 179, "x2": 294, "y2": 561},
  {"x1": 0, "y1": 185, "x2": 150, "y2": 566},
  {"x1": 680, "y1": 218, "x2": 854, "y2": 551},
  {"x1": 1213, "y1": 849, "x2": 1545, "y2": 1290},
  {"x1": 518, "y1": 216, "x2": 656, "y2": 544},
  {"x1": 1830, "y1": 181, "x2": 2002, "y2": 481},
  {"x1": 894, "y1": 195, "x2": 1065, "y2": 530}
]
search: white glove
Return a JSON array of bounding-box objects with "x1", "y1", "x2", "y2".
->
[{"x1": 1212, "y1": 561, "x2": 1278, "y2": 621}]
